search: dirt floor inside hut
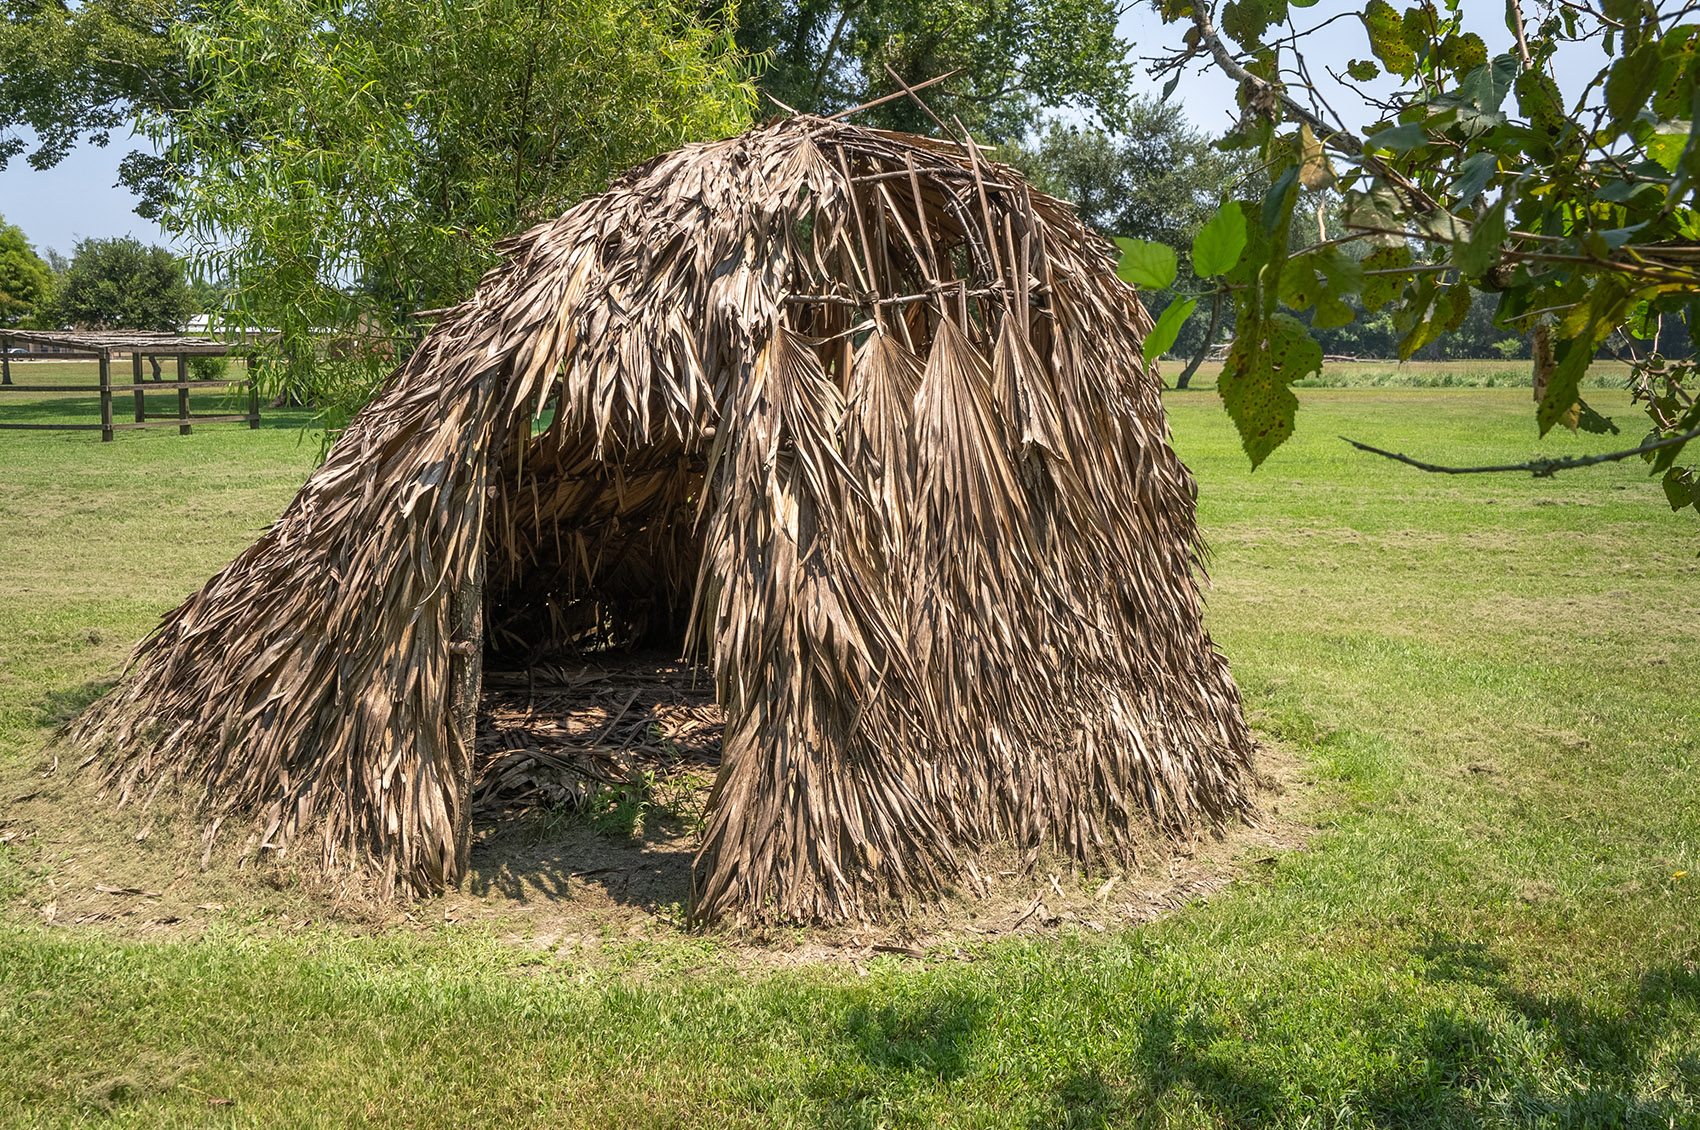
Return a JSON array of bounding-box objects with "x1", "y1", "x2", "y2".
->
[{"x1": 0, "y1": 650, "x2": 1308, "y2": 968}]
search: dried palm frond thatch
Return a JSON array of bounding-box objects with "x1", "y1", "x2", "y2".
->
[{"x1": 71, "y1": 114, "x2": 1255, "y2": 923}]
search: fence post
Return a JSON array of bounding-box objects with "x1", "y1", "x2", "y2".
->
[
  {"x1": 98, "y1": 351, "x2": 113, "y2": 442},
  {"x1": 132, "y1": 352, "x2": 145, "y2": 422},
  {"x1": 177, "y1": 354, "x2": 191, "y2": 435}
]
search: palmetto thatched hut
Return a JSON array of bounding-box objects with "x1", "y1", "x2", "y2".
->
[{"x1": 73, "y1": 115, "x2": 1255, "y2": 923}]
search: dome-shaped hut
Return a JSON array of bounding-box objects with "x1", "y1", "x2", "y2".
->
[{"x1": 73, "y1": 115, "x2": 1255, "y2": 923}]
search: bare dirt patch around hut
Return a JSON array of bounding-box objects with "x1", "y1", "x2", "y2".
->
[{"x1": 1, "y1": 654, "x2": 1309, "y2": 965}]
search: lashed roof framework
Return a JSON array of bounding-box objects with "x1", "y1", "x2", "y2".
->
[{"x1": 73, "y1": 116, "x2": 1255, "y2": 923}]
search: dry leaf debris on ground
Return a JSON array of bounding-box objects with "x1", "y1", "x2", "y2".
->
[{"x1": 3, "y1": 679, "x2": 1301, "y2": 966}]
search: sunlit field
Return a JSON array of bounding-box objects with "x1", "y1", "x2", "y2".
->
[{"x1": 0, "y1": 365, "x2": 1694, "y2": 1128}]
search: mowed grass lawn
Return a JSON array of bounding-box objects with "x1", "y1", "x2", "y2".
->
[{"x1": 0, "y1": 366, "x2": 1696, "y2": 1128}]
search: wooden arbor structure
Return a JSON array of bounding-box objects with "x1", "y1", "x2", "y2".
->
[{"x1": 0, "y1": 330, "x2": 258, "y2": 440}]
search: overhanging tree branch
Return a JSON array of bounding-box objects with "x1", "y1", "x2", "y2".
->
[
  {"x1": 1186, "y1": 3, "x2": 1445, "y2": 214},
  {"x1": 1340, "y1": 423, "x2": 1700, "y2": 478}
]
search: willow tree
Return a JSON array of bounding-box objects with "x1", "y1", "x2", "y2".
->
[
  {"x1": 731, "y1": 0, "x2": 1132, "y2": 141},
  {"x1": 148, "y1": 0, "x2": 754, "y2": 426}
]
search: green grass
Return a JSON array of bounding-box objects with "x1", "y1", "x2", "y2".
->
[
  {"x1": 1, "y1": 370, "x2": 1697, "y2": 1128},
  {"x1": 1178, "y1": 358, "x2": 1635, "y2": 390}
]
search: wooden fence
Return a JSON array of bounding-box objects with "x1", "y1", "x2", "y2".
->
[{"x1": 0, "y1": 331, "x2": 260, "y2": 441}]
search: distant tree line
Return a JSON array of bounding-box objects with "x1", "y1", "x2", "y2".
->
[{"x1": 0, "y1": 221, "x2": 204, "y2": 334}]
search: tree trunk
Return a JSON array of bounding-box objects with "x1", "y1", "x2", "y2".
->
[{"x1": 1174, "y1": 290, "x2": 1224, "y2": 390}]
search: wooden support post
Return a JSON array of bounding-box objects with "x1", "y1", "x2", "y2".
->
[
  {"x1": 1, "y1": 336, "x2": 10, "y2": 385},
  {"x1": 246, "y1": 355, "x2": 260, "y2": 428},
  {"x1": 98, "y1": 351, "x2": 113, "y2": 442},
  {"x1": 132, "y1": 352, "x2": 145, "y2": 422},
  {"x1": 176, "y1": 353, "x2": 191, "y2": 435},
  {"x1": 447, "y1": 544, "x2": 486, "y2": 887},
  {"x1": 445, "y1": 454, "x2": 491, "y2": 888}
]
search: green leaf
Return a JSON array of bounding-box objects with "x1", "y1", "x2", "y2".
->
[
  {"x1": 1455, "y1": 200, "x2": 1505, "y2": 277},
  {"x1": 1260, "y1": 165, "x2": 1299, "y2": 235},
  {"x1": 1363, "y1": 0, "x2": 1415, "y2": 77},
  {"x1": 1219, "y1": 310, "x2": 1321, "y2": 467},
  {"x1": 1400, "y1": 3, "x2": 1437, "y2": 53},
  {"x1": 1346, "y1": 59, "x2": 1380, "y2": 81},
  {"x1": 1315, "y1": 246, "x2": 1365, "y2": 292},
  {"x1": 1221, "y1": 0, "x2": 1272, "y2": 46},
  {"x1": 1313, "y1": 293, "x2": 1355, "y2": 329},
  {"x1": 1440, "y1": 282, "x2": 1472, "y2": 332},
  {"x1": 1606, "y1": 41, "x2": 1663, "y2": 126},
  {"x1": 1368, "y1": 120, "x2": 1428, "y2": 151},
  {"x1": 1517, "y1": 70, "x2": 1566, "y2": 138},
  {"x1": 1191, "y1": 205, "x2": 1249, "y2": 277},
  {"x1": 1596, "y1": 178, "x2": 1663, "y2": 204},
  {"x1": 1451, "y1": 150, "x2": 1498, "y2": 207},
  {"x1": 1143, "y1": 297, "x2": 1198, "y2": 365},
  {"x1": 1626, "y1": 299, "x2": 1659, "y2": 339},
  {"x1": 1222, "y1": 201, "x2": 1270, "y2": 287},
  {"x1": 1280, "y1": 252, "x2": 1323, "y2": 310},
  {"x1": 1651, "y1": 28, "x2": 1700, "y2": 118},
  {"x1": 1647, "y1": 121, "x2": 1689, "y2": 173},
  {"x1": 1462, "y1": 54, "x2": 1520, "y2": 113},
  {"x1": 1115, "y1": 238, "x2": 1178, "y2": 290},
  {"x1": 1661, "y1": 468, "x2": 1695, "y2": 510},
  {"x1": 1436, "y1": 32, "x2": 1488, "y2": 72},
  {"x1": 1399, "y1": 282, "x2": 1470, "y2": 357},
  {"x1": 1576, "y1": 398, "x2": 1620, "y2": 435},
  {"x1": 1362, "y1": 244, "x2": 1413, "y2": 311},
  {"x1": 1539, "y1": 335, "x2": 1597, "y2": 435},
  {"x1": 1342, "y1": 184, "x2": 1403, "y2": 233}
]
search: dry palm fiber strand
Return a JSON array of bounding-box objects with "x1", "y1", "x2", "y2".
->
[{"x1": 71, "y1": 114, "x2": 1256, "y2": 922}]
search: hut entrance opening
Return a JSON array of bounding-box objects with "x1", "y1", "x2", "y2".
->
[
  {"x1": 484, "y1": 406, "x2": 706, "y2": 661},
  {"x1": 469, "y1": 388, "x2": 722, "y2": 817}
]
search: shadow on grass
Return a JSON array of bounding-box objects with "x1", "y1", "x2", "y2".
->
[
  {"x1": 803, "y1": 939, "x2": 1697, "y2": 1128},
  {"x1": 37, "y1": 679, "x2": 117, "y2": 728},
  {"x1": 803, "y1": 993, "x2": 987, "y2": 1126},
  {"x1": 461, "y1": 812, "x2": 697, "y2": 915},
  {"x1": 1415, "y1": 932, "x2": 1509, "y2": 986},
  {"x1": 842, "y1": 993, "x2": 984, "y2": 1080},
  {"x1": 1025, "y1": 985, "x2": 1693, "y2": 1128}
]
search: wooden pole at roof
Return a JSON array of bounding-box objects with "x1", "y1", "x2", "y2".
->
[{"x1": 446, "y1": 448, "x2": 494, "y2": 886}]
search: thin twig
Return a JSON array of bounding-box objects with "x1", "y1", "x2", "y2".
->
[
  {"x1": 1507, "y1": 0, "x2": 1535, "y2": 65},
  {"x1": 1340, "y1": 422, "x2": 1700, "y2": 477},
  {"x1": 882, "y1": 63, "x2": 951, "y2": 135},
  {"x1": 828, "y1": 70, "x2": 962, "y2": 121}
]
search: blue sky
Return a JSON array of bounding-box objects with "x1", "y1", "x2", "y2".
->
[{"x1": 0, "y1": 1, "x2": 1601, "y2": 259}]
